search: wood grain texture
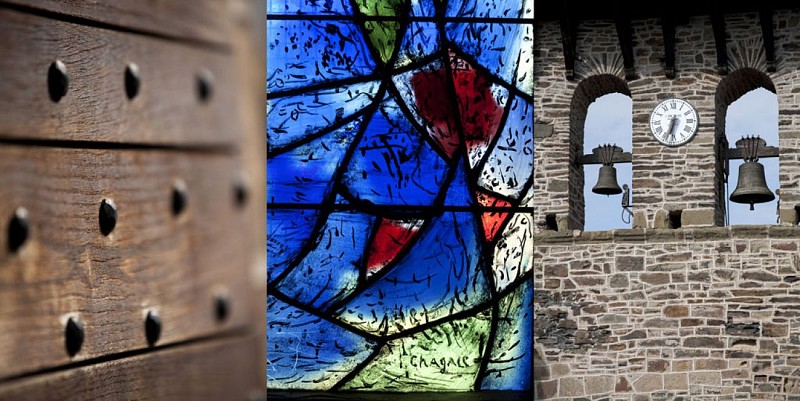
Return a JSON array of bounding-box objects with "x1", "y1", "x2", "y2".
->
[
  {"x1": 0, "y1": 6, "x2": 242, "y2": 146},
  {"x1": 0, "y1": 334, "x2": 264, "y2": 401},
  {"x1": 0, "y1": 146, "x2": 258, "y2": 379},
  {"x1": 227, "y1": 0, "x2": 268, "y2": 391},
  {"x1": 0, "y1": 0, "x2": 233, "y2": 47}
]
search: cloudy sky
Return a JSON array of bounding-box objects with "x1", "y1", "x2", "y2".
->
[{"x1": 582, "y1": 89, "x2": 779, "y2": 231}]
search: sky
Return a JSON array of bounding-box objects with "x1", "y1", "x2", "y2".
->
[{"x1": 582, "y1": 89, "x2": 779, "y2": 231}]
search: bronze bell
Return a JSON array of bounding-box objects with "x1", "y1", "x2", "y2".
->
[
  {"x1": 593, "y1": 165, "x2": 623, "y2": 195},
  {"x1": 729, "y1": 136, "x2": 775, "y2": 211},
  {"x1": 730, "y1": 161, "x2": 774, "y2": 210},
  {"x1": 591, "y1": 144, "x2": 624, "y2": 195}
]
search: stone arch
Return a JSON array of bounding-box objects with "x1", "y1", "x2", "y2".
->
[
  {"x1": 569, "y1": 74, "x2": 631, "y2": 229},
  {"x1": 714, "y1": 68, "x2": 777, "y2": 226}
]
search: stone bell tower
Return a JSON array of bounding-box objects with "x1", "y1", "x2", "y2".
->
[{"x1": 534, "y1": 1, "x2": 800, "y2": 399}]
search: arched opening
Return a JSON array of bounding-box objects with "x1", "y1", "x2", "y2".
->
[
  {"x1": 583, "y1": 93, "x2": 633, "y2": 231},
  {"x1": 715, "y1": 68, "x2": 779, "y2": 226},
  {"x1": 569, "y1": 74, "x2": 632, "y2": 231}
]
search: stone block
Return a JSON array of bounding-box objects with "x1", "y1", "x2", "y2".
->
[
  {"x1": 550, "y1": 363, "x2": 570, "y2": 377},
  {"x1": 609, "y1": 273, "x2": 629, "y2": 288},
  {"x1": 616, "y1": 256, "x2": 644, "y2": 272},
  {"x1": 633, "y1": 210, "x2": 648, "y2": 229},
  {"x1": 616, "y1": 376, "x2": 632, "y2": 392},
  {"x1": 689, "y1": 371, "x2": 721, "y2": 386},
  {"x1": 647, "y1": 360, "x2": 668, "y2": 372},
  {"x1": 663, "y1": 305, "x2": 689, "y2": 318},
  {"x1": 544, "y1": 263, "x2": 568, "y2": 277},
  {"x1": 633, "y1": 374, "x2": 664, "y2": 392},
  {"x1": 585, "y1": 375, "x2": 614, "y2": 395},
  {"x1": 559, "y1": 377, "x2": 585, "y2": 397},
  {"x1": 664, "y1": 373, "x2": 688, "y2": 390},
  {"x1": 537, "y1": 379, "x2": 558, "y2": 399},
  {"x1": 653, "y1": 209, "x2": 671, "y2": 229},
  {"x1": 681, "y1": 208, "x2": 715, "y2": 227},
  {"x1": 695, "y1": 359, "x2": 726, "y2": 370},
  {"x1": 763, "y1": 322, "x2": 789, "y2": 337},
  {"x1": 779, "y1": 207, "x2": 798, "y2": 226},
  {"x1": 640, "y1": 273, "x2": 670, "y2": 285},
  {"x1": 691, "y1": 304, "x2": 725, "y2": 318},
  {"x1": 672, "y1": 360, "x2": 692, "y2": 372},
  {"x1": 683, "y1": 336, "x2": 724, "y2": 348}
]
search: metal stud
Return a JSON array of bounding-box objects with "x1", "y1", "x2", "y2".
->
[
  {"x1": 196, "y1": 69, "x2": 214, "y2": 103},
  {"x1": 172, "y1": 180, "x2": 188, "y2": 216},
  {"x1": 99, "y1": 199, "x2": 117, "y2": 236},
  {"x1": 8, "y1": 207, "x2": 29, "y2": 252},
  {"x1": 124, "y1": 63, "x2": 141, "y2": 100},
  {"x1": 234, "y1": 180, "x2": 248, "y2": 209},
  {"x1": 65, "y1": 317, "x2": 84, "y2": 357},
  {"x1": 214, "y1": 294, "x2": 230, "y2": 323},
  {"x1": 145, "y1": 310, "x2": 161, "y2": 347},
  {"x1": 48, "y1": 60, "x2": 69, "y2": 102}
]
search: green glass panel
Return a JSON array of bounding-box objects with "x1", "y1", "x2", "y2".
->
[
  {"x1": 342, "y1": 308, "x2": 492, "y2": 391},
  {"x1": 480, "y1": 278, "x2": 533, "y2": 390},
  {"x1": 364, "y1": 21, "x2": 401, "y2": 63},
  {"x1": 355, "y1": 0, "x2": 406, "y2": 63}
]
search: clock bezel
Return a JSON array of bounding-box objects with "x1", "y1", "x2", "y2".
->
[{"x1": 648, "y1": 98, "x2": 699, "y2": 147}]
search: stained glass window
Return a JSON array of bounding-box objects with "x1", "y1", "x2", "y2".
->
[{"x1": 267, "y1": 0, "x2": 533, "y2": 394}]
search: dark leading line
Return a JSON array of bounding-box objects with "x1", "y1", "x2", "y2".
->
[{"x1": 435, "y1": 4, "x2": 501, "y2": 390}]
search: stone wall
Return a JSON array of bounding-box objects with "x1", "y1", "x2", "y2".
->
[
  {"x1": 534, "y1": 8, "x2": 800, "y2": 400},
  {"x1": 534, "y1": 226, "x2": 800, "y2": 400}
]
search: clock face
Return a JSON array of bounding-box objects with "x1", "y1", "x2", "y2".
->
[{"x1": 649, "y1": 98, "x2": 699, "y2": 146}]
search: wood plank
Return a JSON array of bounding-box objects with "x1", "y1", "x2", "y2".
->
[
  {"x1": 559, "y1": 1, "x2": 578, "y2": 81},
  {"x1": 0, "y1": 7, "x2": 242, "y2": 146},
  {"x1": 0, "y1": 0, "x2": 232, "y2": 47},
  {"x1": 0, "y1": 334, "x2": 264, "y2": 401},
  {"x1": 0, "y1": 146, "x2": 258, "y2": 379}
]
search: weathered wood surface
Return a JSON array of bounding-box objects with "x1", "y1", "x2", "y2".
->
[
  {"x1": 0, "y1": 334, "x2": 264, "y2": 401},
  {"x1": 0, "y1": 0, "x2": 232, "y2": 47},
  {"x1": 0, "y1": 6, "x2": 242, "y2": 146},
  {"x1": 0, "y1": 146, "x2": 256, "y2": 379}
]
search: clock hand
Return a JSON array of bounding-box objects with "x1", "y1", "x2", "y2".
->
[{"x1": 667, "y1": 117, "x2": 678, "y2": 142}]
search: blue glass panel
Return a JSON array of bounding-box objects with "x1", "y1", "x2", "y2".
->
[
  {"x1": 445, "y1": 0, "x2": 528, "y2": 19},
  {"x1": 268, "y1": 81, "x2": 380, "y2": 152},
  {"x1": 268, "y1": 118, "x2": 362, "y2": 204},
  {"x1": 478, "y1": 97, "x2": 533, "y2": 199},
  {"x1": 341, "y1": 96, "x2": 450, "y2": 207},
  {"x1": 394, "y1": 22, "x2": 440, "y2": 68},
  {"x1": 335, "y1": 208, "x2": 489, "y2": 336},
  {"x1": 267, "y1": 20, "x2": 375, "y2": 92},
  {"x1": 410, "y1": 0, "x2": 437, "y2": 17},
  {"x1": 480, "y1": 278, "x2": 532, "y2": 390},
  {"x1": 268, "y1": 0, "x2": 353, "y2": 15},
  {"x1": 267, "y1": 296, "x2": 378, "y2": 389},
  {"x1": 445, "y1": 23, "x2": 523, "y2": 87},
  {"x1": 267, "y1": 208, "x2": 322, "y2": 283},
  {"x1": 275, "y1": 212, "x2": 376, "y2": 311},
  {"x1": 516, "y1": 23, "x2": 533, "y2": 96},
  {"x1": 443, "y1": 157, "x2": 474, "y2": 207}
]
